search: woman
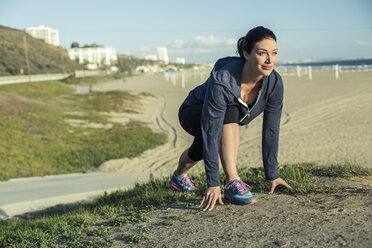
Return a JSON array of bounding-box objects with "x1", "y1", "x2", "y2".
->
[{"x1": 170, "y1": 26, "x2": 292, "y2": 211}]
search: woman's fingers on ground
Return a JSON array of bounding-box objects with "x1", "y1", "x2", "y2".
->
[
  {"x1": 202, "y1": 193, "x2": 213, "y2": 210},
  {"x1": 219, "y1": 196, "x2": 224, "y2": 205},
  {"x1": 283, "y1": 181, "x2": 292, "y2": 189},
  {"x1": 269, "y1": 179, "x2": 293, "y2": 194},
  {"x1": 204, "y1": 195, "x2": 217, "y2": 211},
  {"x1": 269, "y1": 183, "x2": 277, "y2": 194},
  {"x1": 200, "y1": 188, "x2": 223, "y2": 210},
  {"x1": 199, "y1": 196, "x2": 206, "y2": 209}
]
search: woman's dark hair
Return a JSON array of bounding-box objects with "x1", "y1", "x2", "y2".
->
[{"x1": 237, "y1": 26, "x2": 276, "y2": 60}]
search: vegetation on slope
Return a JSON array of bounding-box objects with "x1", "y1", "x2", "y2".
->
[
  {"x1": 0, "y1": 25, "x2": 80, "y2": 76},
  {"x1": 0, "y1": 78, "x2": 166, "y2": 180}
]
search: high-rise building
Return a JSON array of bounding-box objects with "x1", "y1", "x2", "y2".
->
[
  {"x1": 25, "y1": 25, "x2": 59, "y2": 46},
  {"x1": 158, "y1": 47, "x2": 169, "y2": 64}
]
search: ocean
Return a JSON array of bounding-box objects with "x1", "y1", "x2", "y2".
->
[{"x1": 277, "y1": 58, "x2": 372, "y2": 71}]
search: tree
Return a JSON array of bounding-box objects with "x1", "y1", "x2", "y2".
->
[{"x1": 71, "y1": 42, "x2": 79, "y2": 48}]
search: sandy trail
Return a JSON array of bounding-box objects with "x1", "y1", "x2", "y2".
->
[
  {"x1": 96, "y1": 71, "x2": 372, "y2": 178},
  {"x1": 92, "y1": 71, "x2": 372, "y2": 247},
  {"x1": 95, "y1": 74, "x2": 204, "y2": 177}
]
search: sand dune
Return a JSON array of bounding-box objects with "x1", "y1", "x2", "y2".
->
[{"x1": 96, "y1": 70, "x2": 372, "y2": 177}]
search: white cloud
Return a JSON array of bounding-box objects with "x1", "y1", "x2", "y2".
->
[
  {"x1": 132, "y1": 36, "x2": 237, "y2": 63},
  {"x1": 193, "y1": 35, "x2": 236, "y2": 48},
  {"x1": 165, "y1": 35, "x2": 238, "y2": 63},
  {"x1": 170, "y1": 39, "x2": 185, "y2": 49},
  {"x1": 357, "y1": 41, "x2": 372, "y2": 46},
  {"x1": 168, "y1": 35, "x2": 237, "y2": 55},
  {"x1": 138, "y1": 46, "x2": 152, "y2": 52}
]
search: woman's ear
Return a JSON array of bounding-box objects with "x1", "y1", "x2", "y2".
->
[{"x1": 242, "y1": 50, "x2": 250, "y2": 61}]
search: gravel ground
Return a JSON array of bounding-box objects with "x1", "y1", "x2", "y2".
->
[{"x1": 103, "y1": 177, "x2": 372, "y2": 248}]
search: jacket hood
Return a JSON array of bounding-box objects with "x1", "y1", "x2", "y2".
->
[
  {"x1": 211, "y1": 56, "x2": 244, "y2": 98},
  {"x1": 211, "y1": 56, "x2": 278, "y2": 100}
]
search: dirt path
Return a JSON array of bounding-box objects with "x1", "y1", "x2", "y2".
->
[{"x1": 100, "y1": 176, "x2": 371, "y2": 248}]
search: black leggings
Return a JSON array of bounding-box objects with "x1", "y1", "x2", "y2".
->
[{"x1": 178, "y1": 103, "x2": 239, "y2": 162}]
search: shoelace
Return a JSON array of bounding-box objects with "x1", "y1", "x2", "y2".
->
[
  {"x1": 226, "y1": 179, "x2": 252, "y2": 194},
  {"x1": 181, "y1": 176, "x2": 195, "y2": 188}
]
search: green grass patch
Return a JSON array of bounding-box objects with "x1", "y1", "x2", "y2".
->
[
  {"x1": 0, "y1": 163, "x2": 370, "y2": 247},
  {"x1": 307, "y1": 162, "x2": 372, "y2": 178},
  {"x1": 69, "y1": 90, "x2": 138, "y2": 113},
  {"x1": 104, "y1": 211, "x2": 150, "y2": 227},
  {"x1": 60, "y1": 75, "x2": 123, "y2": 85},
  {"x1": 125, "y1": 234, "x2": 150, "y2": 244},
  {"x1": 0, "y1": 80, "x2": 166, "y2": 180}
]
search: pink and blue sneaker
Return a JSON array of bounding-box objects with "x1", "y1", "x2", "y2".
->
[
  {"x1": 224, "y1": 177, "x2": 257, "y2": 205},
  {"x1": 170, "y1": 172, "x2": 196, "y2": 192}
]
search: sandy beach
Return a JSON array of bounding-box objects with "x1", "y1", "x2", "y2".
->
[
  {"x1": 92, "y1": 70, "x2": 372, "y2": 247},
  {"x1": 96, "y1": 70, "x2": 372, "y2": 176}
]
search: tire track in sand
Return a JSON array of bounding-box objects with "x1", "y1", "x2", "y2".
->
[{"x1": 96, "y1": 80, "x2": 186, "y2": 178}]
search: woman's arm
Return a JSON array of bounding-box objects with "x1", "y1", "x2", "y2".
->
[
  {"x1": 201, "y1": 82, "x2": 228, "y2": 187},
  {"x1": 262, "y1": 75, "x2": 292, "y2": 194},
  {"x1": 262, "y1": 75, "x2": 283, "y2": 181},
  {"x1": 199, "y1": 82, "x2": 228, "y2": 210}
]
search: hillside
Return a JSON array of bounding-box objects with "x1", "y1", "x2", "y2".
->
[{"x1": 0, "y1": 25, "x2": 80, "y2": 76}]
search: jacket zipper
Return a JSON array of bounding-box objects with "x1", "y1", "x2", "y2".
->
[{"x1": 238, "y1": 89, "x2": 261, "y2": 123}]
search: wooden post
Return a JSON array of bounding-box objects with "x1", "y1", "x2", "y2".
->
[
  {"x1": 335, "y1": 64, "x2": 339, "y2": 79},
  {"x1": 308, "y1": 66, "x2": 312, "y2": 80},
  {"x1": 23, "y1": 35, "x2": 31, "y2": 82},
  {"x1": 60, "y1": 53, "x2": 66, "y2": 74},
  {"x1": 296, "y1": 65, "x2": 301, "y2": 78},
  {"x1": 172, "y1": 73, "x2": 176, "y2": 86},
  {"x1": 181, "y1": 72, "x2": 185, "y2": 88}
]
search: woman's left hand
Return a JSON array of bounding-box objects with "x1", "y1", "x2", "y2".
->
[{"x1": 269, "y1": 177, "x2": 292, "y2": 194}]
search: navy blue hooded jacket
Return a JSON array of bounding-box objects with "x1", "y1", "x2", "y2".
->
[{"x1": 184, "y1": 56, "x2": 283, "y2": 187}]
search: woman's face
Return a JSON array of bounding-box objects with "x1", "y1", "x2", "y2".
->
[{"x1": 244, "y1": 38, "x2": 278, "y2": 77}]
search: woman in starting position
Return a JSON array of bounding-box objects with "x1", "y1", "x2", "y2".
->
[{"x1": 170, "y1": 26, "x2": 292, "y2": 211}]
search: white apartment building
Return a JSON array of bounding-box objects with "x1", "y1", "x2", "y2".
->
[
  {"x1": 25, "y1": 25, "x2": 59, "y2": 46},
  {"x1": 176, "y1": 57, "x2": 186, "y2": 64},
  {"x1": 68, "y1": 47, "x2": 118, "y2": 67},
  {"x1": 158, "y1": 47, "x2": 169, "y2": 64},
  {"x1": 145, "y1": 54, "x2": 157, "y2": 61}
]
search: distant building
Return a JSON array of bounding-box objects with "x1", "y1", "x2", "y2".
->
[
  {"x1": 145, "y1": 54, "x2": 157, "y2": 61},
  {"x1": 158, "y1": 47, "x2": 169, "y2": 64},
  {"x1": 25, "y1": 25, "x2": 59, "y2": 46},
  {"x1": 176, "y1": 57, "x2": 186, "y2": 64},
  {"x1": 68, "y1": 47, "x2": 118, "y2": 67}
]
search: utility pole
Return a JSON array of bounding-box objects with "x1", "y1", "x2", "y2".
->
[
  {"x1": 60, "y1": 52, "x2": 66, "y2": 74},
  {"x1": 23, "y1": 35, "x2": 31, "y2": 82}
]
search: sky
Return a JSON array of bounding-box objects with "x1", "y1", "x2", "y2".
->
[{"x1": 0, "y1": 0, "x2": 371, "y2": 63}]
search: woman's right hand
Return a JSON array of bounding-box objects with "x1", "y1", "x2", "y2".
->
[{"x1": 199, "y1": 186, "x2": 224, "y2": 211}]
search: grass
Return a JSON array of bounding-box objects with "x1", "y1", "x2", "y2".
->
[
  {"x1": 60, "y1": 74, "x2": 124, "y2": 85},
  {"x1": 0, "y1": 162, "x2": 370, "y2": 247},
  {"x1": 125, "y1": 234, "x2": 150, "y2": 244},
  {"x1": 0, "y1": 78, "x2": 166, "y2": 180}
]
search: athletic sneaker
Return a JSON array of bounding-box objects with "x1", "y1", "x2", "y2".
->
[
  {"x1": 170, "y1": 172, "x2": 196, "y2": 192},
  {"x1": 224, "y1": 177, "x2": 257, "y2": 205}
]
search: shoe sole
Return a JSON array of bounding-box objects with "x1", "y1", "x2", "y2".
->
[{"x1": 224, "y1": 194, "x2": 257, "y2": 205}]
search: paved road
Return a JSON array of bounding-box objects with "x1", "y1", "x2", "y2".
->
[
  {"x1": 0, "y1": 73, "x2": 69, "y2": 85},
  {"x1": 0, "y1": 172, "x2": 146, "y2": 219}
]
